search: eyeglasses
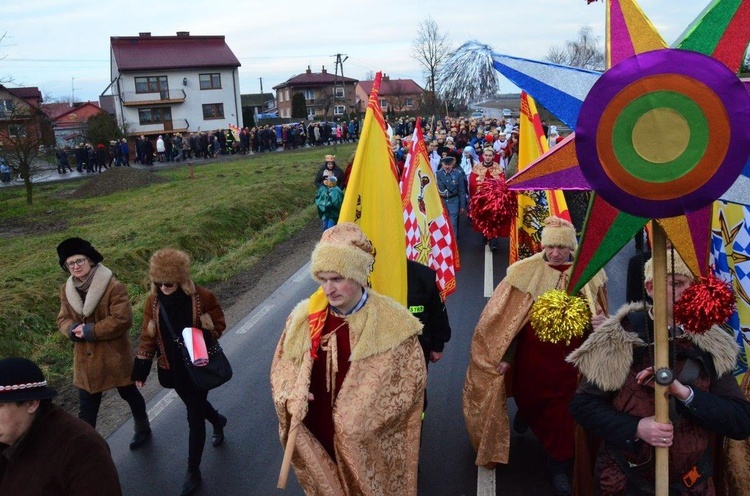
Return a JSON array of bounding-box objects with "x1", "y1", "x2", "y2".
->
[
  {"x1": 66, "y1": 258, "x2": 88, "y2": 269},
  {"x1": 155, "y1": 282, "x2": 175, "y2": 289}
]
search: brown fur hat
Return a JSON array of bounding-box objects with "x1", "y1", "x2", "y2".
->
[
  {"x1": 148, "y1": 248, "x2": 195, "y2": 295},
  {"x1": 310, "y1": 222, "x2": 374, "y2": 287},
  {"x1": 540, "y1": 216, "x2": 577, "y2": 250}
]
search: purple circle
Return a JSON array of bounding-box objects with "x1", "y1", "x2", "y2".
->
[{"x1": 575, "y1": 49, "x2": 750, "y2": 218}]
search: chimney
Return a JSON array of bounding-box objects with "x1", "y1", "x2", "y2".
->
[
  {"x1": 176, "y1": 31, "x2": 190, "y2": 37},
  {"x1": 383, "y1": 74, "x2": 390, "y2": 81},
  {"x1": 306, "y1": 66, "x2": 311, "y2": 74},
  {"x1": 138, "y1": 32, "x2": 151, "y2": 37},
  {"x1": 321, "y1": 65, "x2": 327, "y2": 74}
]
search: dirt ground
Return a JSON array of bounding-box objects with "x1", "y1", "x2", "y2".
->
[{"x1": 57, "y1": 218, "x2": 322, "y2": 437}]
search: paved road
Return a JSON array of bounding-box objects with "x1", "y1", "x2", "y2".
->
[{"x1": 109, "y1": 214, "x2": 630, "y2": 495}]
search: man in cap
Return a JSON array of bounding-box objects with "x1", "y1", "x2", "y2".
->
[
  {"x1": 271, "y1": 222, "x2": 426, "y2": 495},
  {"x1": 463, "y1": 216, "x2": 608, "y2": 495},
  {"x1": 0, "y1": 357, "x2": 122, "y2": 495},
  {"x1": 436, "y1": 156, "x2": 467, "y2": 237},
  {"x1": 568, "y1": 251, "x2": 750, "y2": 495}
]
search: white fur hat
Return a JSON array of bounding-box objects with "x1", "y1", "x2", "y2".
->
[{"x1": 310, "y1": 222, "x2": 374, "y2": 287}]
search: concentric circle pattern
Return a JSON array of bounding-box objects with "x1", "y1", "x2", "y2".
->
[{"x1": 575, "y1": 49, "x2": 750, "y2": 218}]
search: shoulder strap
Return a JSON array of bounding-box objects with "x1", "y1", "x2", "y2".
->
[{"x1": 158, "y1": 303, "x2": 180, "y2": 342}]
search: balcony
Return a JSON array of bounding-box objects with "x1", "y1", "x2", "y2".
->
[
  {"x1": 120, "y1": 89, "x2": 186, "y2": 107},
  {"x1": 130, "y1": 118, "x2": 190, "y2": 136}
]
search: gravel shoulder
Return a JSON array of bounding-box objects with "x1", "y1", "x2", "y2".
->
[{"x1": 57, "y1": 218, "x2": 321, "y2": 437}]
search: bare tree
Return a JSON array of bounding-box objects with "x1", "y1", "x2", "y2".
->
[
  {"x1": 0, "y1": 99, "x2": 53, "y2": 204},
  {"x1": 364, "y1": 70, "x2": 375, "y2": 81},
  {"x1": 0, "y1": 32, "x2": 13, "y2": 85},
  {"x1": 545, "y1": 26, "x2": 604, "y2": 71},
  {"x1": 411, "y1": 17, "x2": 450, "y2": 114}
]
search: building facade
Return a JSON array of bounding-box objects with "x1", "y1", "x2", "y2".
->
[
  {"x1": 108, "y1": 32, "x2": 242, "y2": 138},
  {"x1": 355, "y1": 75, "x2": 424, "y2": 115},
  {"x1": 273, "y1": 66, "x2": 358, "y2": 120},
  {"x1": 0, "y1": 85, "x2": 47, "y2": 146}
]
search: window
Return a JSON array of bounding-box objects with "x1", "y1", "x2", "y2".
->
[
  {"x1": 199, "y1": 73, "x2": 221, "y2": 90},
  {"x1": 0, "y1": 99, "x2": 13, "y2": 118},
  {"x1": 285, "y1": 90, "x2": 290, "y2": 102},
  {"x1": 334, "y1": 87, "x2": 344, "y2": 98},
  {"x1": 379, "y1": 99, "x2": 387, "y2": 110},
  {"x1": 307, "y1": 108, "x2": 316, "y2": 120},
  {"x1": 405, "y1": 98, "x2": 414, "y2": 108},
  {"x1": 7, "y1": 124, "x2": 26, "y2": 137},
  {"x1": 135, "y1": 76, "x2": 169, "y2": 95},
  {"x1": 202, "y1": 103, "x2": 224, "y2": 120},
  {"x1": 334, "y1": 105, "x2": 345, "y2": 115},
  {"x1": 303, "y1": 89, "x2": 315, "y2": 101},
  {"x1": 138, "y1": 107, "x2": 172, "y2": 125}
]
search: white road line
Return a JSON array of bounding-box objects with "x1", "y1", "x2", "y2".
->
[
  {"x1": 147, "y1": 390, "x2": 178, "y2": 422},
  {"x1": 236, "y1": 304, "x2": 275, "y2": 334},
  {"x1": 484, "y1": 244, "x2": 494, "y2": 297},
  {"x1": 292, "y1": 271, "x2": 307, "y2": 283},
  {"x1": 477, "y1": 465, "x2": 496, "y2": 496}
]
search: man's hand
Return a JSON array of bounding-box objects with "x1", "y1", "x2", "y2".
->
[
  {"x1": 636, "y1": 416, "x2": 673, "y2": 447},
  {"x1": 496, "y1": 361, "x2": 511, "y2": 375},
  {"x1": 429, "y1": 351, "x2": 444, "y2": 363},
  {"x1": 591, "y1": 311, "x2": 607, "y2": 329},
  {"x1": 636, "y1": 366, "x2": 692, "y2": 401},
  {"x1": 72, "y1": 324, "x2": 85, "y2": 339}
]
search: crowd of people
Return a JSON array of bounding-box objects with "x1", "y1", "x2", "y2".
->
[{"x1": 3, "y1": 111, "x2": 750, "y2": 496}]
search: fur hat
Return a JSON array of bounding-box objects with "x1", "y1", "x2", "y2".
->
[
  {"x1": 325, "y1": 154, "x2": 336, "y2": 162},
  {"x1": 148, "y1": 248, "x2": 195, "y2": 295},
  {"x1": 310, "y1": 222, "x2": 374, "y2": 287},
  {"x1": 644, "y1": 250, "x2": 693, "y2": 283},
  {"x1": 540, "y1": 216, "x2": 577, "y2": 250},
  {"x1": 0, "y1": 357, "x2": 57, "y2": 403},
  {"x1": 57, "y1": 237, "x2": 103, "y2": 272}
]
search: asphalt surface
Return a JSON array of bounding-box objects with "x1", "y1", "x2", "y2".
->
[{"x1": 108, "y1": 214, "x2": 630, "y2": 496}]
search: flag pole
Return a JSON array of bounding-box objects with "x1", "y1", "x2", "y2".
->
[
  {"x1": 651, "y1": 221, "x2": 669, "y2": 496},
  {"x1": 277, "y1": 425, "x2": 299, "y2": 489}
]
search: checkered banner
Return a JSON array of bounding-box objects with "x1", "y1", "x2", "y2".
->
[
  {"x1": 711, "y1": 201, "x2": 750, "y2": 380},
  {"x1": 401, "y1": 119, "x2": 460, "y2": 300}
]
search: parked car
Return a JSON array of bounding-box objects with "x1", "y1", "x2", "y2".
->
[
  {"x1": 502, "y1": 108, "x2": 512, "y2": 118},
  {"x1": 470, "y1": 110, "x2": 484, "y2": 119}
]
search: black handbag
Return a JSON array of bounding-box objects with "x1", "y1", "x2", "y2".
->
[{"x1": 159, "y1": 303, "x2": 233, "y2": 391}]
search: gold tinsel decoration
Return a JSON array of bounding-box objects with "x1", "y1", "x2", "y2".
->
[{"x1": 530, "y1": 290, "x2": 592, "y2": 345}]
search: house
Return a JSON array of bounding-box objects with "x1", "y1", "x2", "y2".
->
[
  {"x1": 355, "y1": 75, "x2": 424, "y2": 115},
  {"x1": 43, "y1": 101, "x2": 106, "y2": 147},
  {"x1": 107, "y1": 32, "x2": 242, "y2": 138},
  {"x1": 240, "y1": 92, "x2": 275, "y2": 126},
  {"x1": 0, "y1": 85, "x2": 50, "y2": 146},
  {"x1": 273, "y1": 66, "x2": 358, "y2": 120}
]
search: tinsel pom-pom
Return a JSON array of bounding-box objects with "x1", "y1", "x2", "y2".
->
[
  {"x1": 674, "y1": 273, "x2": 735, "y2": 334},
  {"x1": 530, "y1": 290, "x2": 592, "y2": 345},
  {"x1": 469, "y1": 178, "x2": 518, "y2": 238}
]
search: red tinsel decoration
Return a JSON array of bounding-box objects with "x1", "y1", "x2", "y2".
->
[
  {"x1": 674, "y1": 272, "x2": 735, "y2": 334},
  {"x1": 469, "y1": 178, "x2": 518, "y2": 238}
]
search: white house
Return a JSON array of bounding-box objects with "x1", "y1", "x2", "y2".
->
[{"x1": 107, "y1": 32, "x2": 242, "y2": 137}]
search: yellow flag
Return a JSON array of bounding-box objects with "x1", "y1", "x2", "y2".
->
[
  {"x1": 509, "y1": 92, "x2": 570, "y2": 264},
  {"x1": 338, "y1": 72, "x2": 407, "y2": 305}
]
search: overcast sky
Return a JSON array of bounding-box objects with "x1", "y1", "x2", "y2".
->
[{"x1": 3, "y1": 0, "x2": 709, "y2": 103}]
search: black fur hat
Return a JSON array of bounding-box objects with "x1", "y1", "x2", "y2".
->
[{"x1": 56, "y1": 237, "x2": 104, "y2": 272}]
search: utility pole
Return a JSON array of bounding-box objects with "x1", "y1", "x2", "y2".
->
[
  {"x1": 71, "y1": 77, "x2": 76, "y2": 107},
  {"x1": 259, "y1": 77, "x2": 263, "y2": 94},
  {"x1": 331, "y1": 53, "x2": 349, "y2": 112}
]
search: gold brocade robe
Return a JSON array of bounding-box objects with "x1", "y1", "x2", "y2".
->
[
  {"x1": 724, "y1": 371, "x2": 750, "y2": 496},
  {"x1": 271, "y1": 290, "x2": 426, "y2": 496},
  {"x1": 462, "y1": 252, "x2": 607, "y2": 467}
]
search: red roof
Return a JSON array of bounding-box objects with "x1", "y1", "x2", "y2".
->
[
  {"x1": 111, "y1": 34, "x2": 240, "y2": 71},
  {"x1": 5, "y1": 86, "x2": 42, "y2": 101},
  {"x1": 358, "y1": 78, "x2": 424, "y2": 97},
  {"x1": 273, "y1": 69, "x2": 358, "y2": 89},
  {"x1": 43, "y1": 102, "x2": 102, "y2": 121}
]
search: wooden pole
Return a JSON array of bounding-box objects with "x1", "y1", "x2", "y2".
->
[
  {"x1": 188, "y1": 161, "x2": 194, "y2": 180},
  {"x1": 651, "y1": 221, "x2": 670, "y2": 496},
  {"x1": 277, "y1": 425, "x2": 299, "y2": 489}
]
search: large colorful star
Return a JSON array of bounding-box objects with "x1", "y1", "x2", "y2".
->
[{"x1": 492, "y1": 0, "x2": 750, "y2": 293}]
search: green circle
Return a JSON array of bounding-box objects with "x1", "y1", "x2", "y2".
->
[{"x1": 610, "y1": 91, "x2": 709, "y2": 183}]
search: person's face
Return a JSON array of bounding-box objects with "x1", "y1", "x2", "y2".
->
[
  {"x1": 645, "y1": 274, "x2": 693, "y2": 310},
  {"x1": 0, "y1": 400, "x2": 38, "y2": 445},
  {"x1": 482, "y1": 150, "x2": 495, "y2": 164},
  {"x1": 543, "y1": 245, "x2": 572, "y2": 266},
  {"x1": 155, "y1": 281, "x2": 178, "y2": 296},
  {"x1": 443, "y1": 161, "x2": 454, "y2": 172},
  {"x1": 326, "y1": 161, "x2": 334, "y2": 169},
  {"x1": 317, "y1": 272, "x2": 363, "y2": 314},
  {"x1": 66, "y1": 254, "x2": 92, "y2": 280}
]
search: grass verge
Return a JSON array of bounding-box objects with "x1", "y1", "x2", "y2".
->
[{"x1": 0, "y1": 145, "x2": 355, "y2": 386}]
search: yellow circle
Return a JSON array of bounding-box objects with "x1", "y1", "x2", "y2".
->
[{"x1": 631, "y1": 108, "x2": 690, "y2": 164}]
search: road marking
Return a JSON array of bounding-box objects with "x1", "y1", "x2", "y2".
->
[
  {"x1": 293, "y1": 271, "x2": 307, "y2": 283},
  {"x1": 484, "y1": 244, "x2": 494, "y2": 297},
  {"x1": 148, "y1": 390, "x2": 178, "y2": 422},
  {"x1": 477, "y1": 465, "x2": 496, "y2": 496},
  {"x1": 236, "y1": 304, "x2": 275, "y2": 334}
]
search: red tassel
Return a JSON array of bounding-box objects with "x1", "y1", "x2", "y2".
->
[
  {"x1": 469, "y1": 178, "x2": 518, "y2": 239},
  {"x1": 674, "y1": 272, "x2": 735, "y2": 335}
]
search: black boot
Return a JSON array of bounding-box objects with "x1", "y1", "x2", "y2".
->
[
  {"x1": 180, "y1": 469, "x2": 202, "y2": 496},
  {"x1": 129, "y1": 418, "x2": 152, "y2": 450},
  {"x1": 212, "y1": 414, "x2": 227, "y2": 447},
  {"x1": 549, "y1": 457, "x2": 572, "y2": 496}
]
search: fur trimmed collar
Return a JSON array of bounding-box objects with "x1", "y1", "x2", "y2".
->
[
  {"x1": 504, "y1": 252, "x2": 607, "y2": 301},
  {"x1": 282, "y1": 290, "x2": 422, "y2": 364},
  {"x1": 65, "y1": 264, "x2": 113, "y2": 317},
  {"x1": 567, "y1": 301, "x2": 739, "y2": 391}
]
